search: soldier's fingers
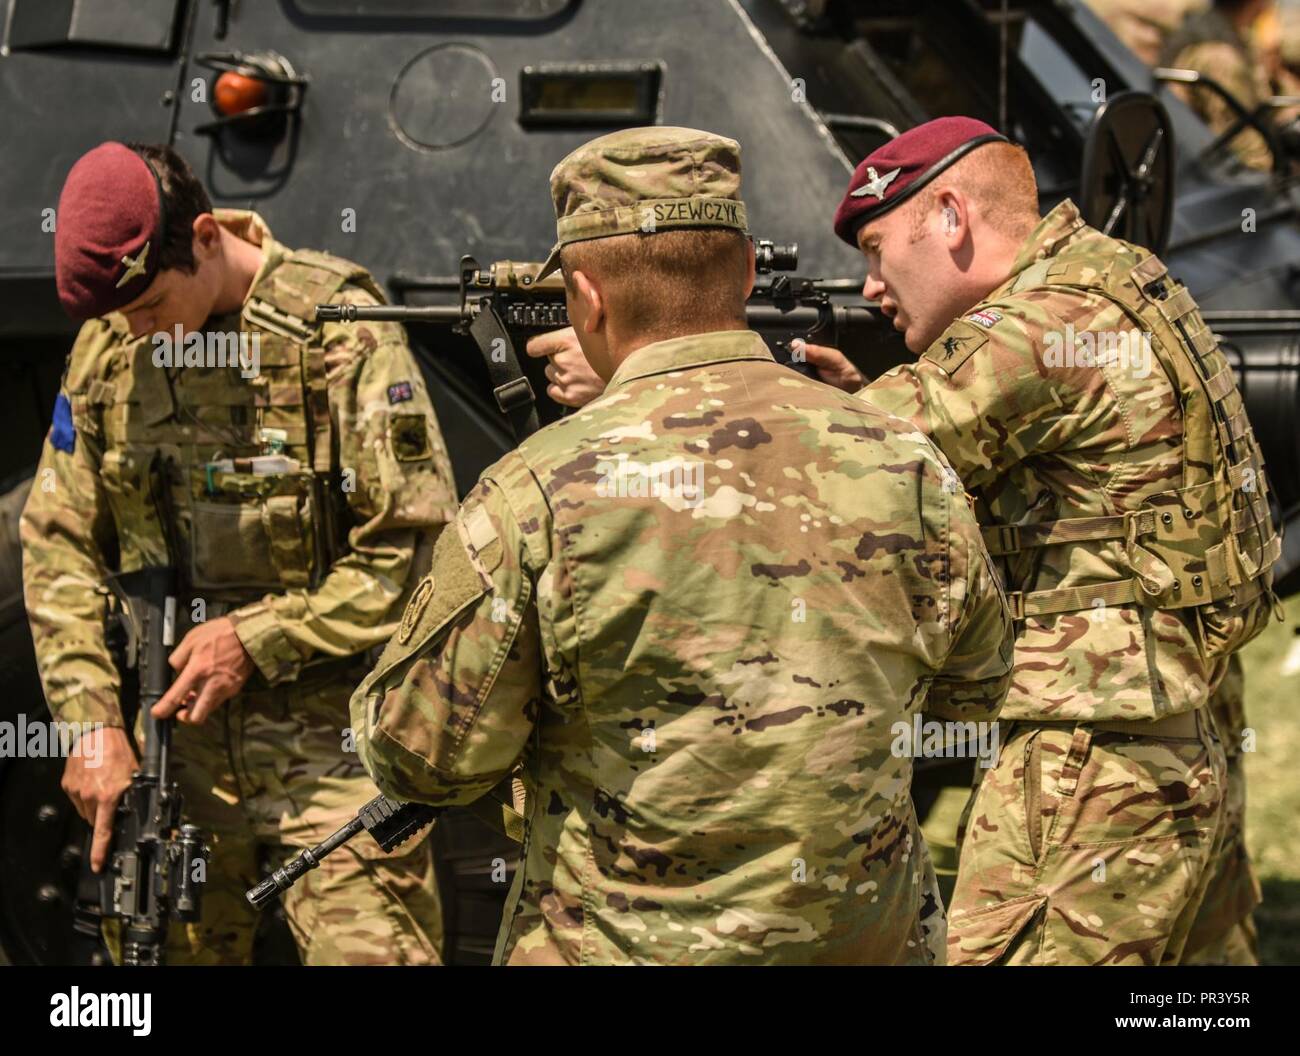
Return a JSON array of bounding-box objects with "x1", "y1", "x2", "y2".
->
[
  {"x1": 167, "y1": 632, "x2": 195, "y2": 672},
  {"x1": 186, "y1": 682, "x2": 223, "y2": 726},
  {"x1": 63, "y1": 785, "x2": 89, "y2": 826},
  {"x1": 525, "y1": 327, "x2": 577, "y2": 359},
  {"x1": 90, "y1": 799, "x2": 117, "y2": 873},
  {"x1": 544, "y1": 362, "x2": 558, "y2": 384},
  {"x1": 547, "y1": 383, "x2": 574, "y2": 406},
  {"x1": 153, "y1": 666, "x2": 200, "y2": 719}
]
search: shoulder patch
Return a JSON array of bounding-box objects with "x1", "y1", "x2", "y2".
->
[
  {"x1": 390, "y1": 413, "x2": 430, "y2": 462},
  {"x1": 397, "y1": 576, "x2": 435, "y2": 644},
  {"x1": 921, "y1": 318, "x2": 989, "y2": 375},
  {"x1": 388, "y1": 381, "x2": 413, "y2": 405},
  {"x1": 966, "y1": 309, "x2": 1003, "y2": 329},
  {"x1": 371, "y1": 525, "x2": 489, "y2": 681},
  {"x1": 49, "y1": 394, "x2": 76, "y2": 454}
]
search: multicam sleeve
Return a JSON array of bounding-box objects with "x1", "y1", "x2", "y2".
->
[
  {"x1": 924, "y1": 477, "x2": 1014, "y2": 723},
  {"x1": 19, "y1": 325, "x2": 122, "y2": 728},
  {"x1": 858, "y1": 306, "x2": 1081, "y2": 491},
  {"x1": 348, "y1": 463, "x2": 543, "y2": 806},
  {"x1": 230, "y1": 285, "x2": 459, "y2": 684}
]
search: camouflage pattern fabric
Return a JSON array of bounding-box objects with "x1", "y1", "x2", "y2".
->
[
  {"x1": 1183, "y1": 652, "x2": 1262, "y2": 964},
  {"x1": 858, "y1": 198, "x2": 1258, "y2": 963},
  {"x1": 538, "y1": 125, "x2": 749, "y2": 277},
  {"x1": 21, "y1": 210, "x2": 455, "y2": 963},
  {"x1": 860, "y1": 199, "x2": 1255, "y2": 725},
  {"x1": 1163, "y1": 3, "x2": 1275, "y2": 171},
  {"x1": 353, "y1": 329, "x2": 1014, "y2": 965},
  {"x1": 946, "y1": 712, "x2": 1225, "y2": 965}
]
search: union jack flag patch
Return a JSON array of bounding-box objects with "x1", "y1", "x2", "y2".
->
[{"x1": 967, "y1": 309, "x2": 1003, "y2": 329}]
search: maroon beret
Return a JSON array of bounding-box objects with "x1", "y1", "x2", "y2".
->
[
  {"x1": 55, "y1": 142, "x2": 165, "y2": 321},
  {"x1": 833, "y1": 117, "x2": 1008, "y2": 247}
]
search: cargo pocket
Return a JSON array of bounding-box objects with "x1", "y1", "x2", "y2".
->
[
  {"x1": 189, "y1": 468, "x2": 319, "y2": 590},
  {"x1": 949, "y1": 893, "x2": 1047, "y2": 966}
]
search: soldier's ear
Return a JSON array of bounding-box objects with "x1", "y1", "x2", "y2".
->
[
  {"x1": 936, "y1": 190, "x2": 967, "y2": 248},
  {"x1": 191, "y1": 213, "x2": 222, "y2": 260},
  {"x1": 571, "y1": 269, "x2": 605, "y2": 335},
  {"x1": 743, "y1": 236, "x2": 756, "y2": 299}
]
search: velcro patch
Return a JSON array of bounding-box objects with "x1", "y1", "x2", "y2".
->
[
  {"x1": 967, "y1": 309, "x2": 1003, "y2": 329},
  {"x1": 387, "y1": 381, "x2": 414, "y2": 404},
  {"x1": 371, "y1": 526, "x2": 488, "y2": 681},
  {"x1": 922, "y1": 319, "x2": 989, "y2": 375},
  {"x1": 391, "y1": 413, "x2": 430, "y2": 462}
]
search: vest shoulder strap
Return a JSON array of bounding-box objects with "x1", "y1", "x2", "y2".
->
[{"x1": 246, "y1": 249, "x2": 385, "y2": 337}]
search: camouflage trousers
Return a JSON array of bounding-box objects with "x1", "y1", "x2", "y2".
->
[
  {"x1": 114, "y1": 667, "x2": 444, "y2": 965},
  {"x1": 947, "y1": 709, "x2": 1226, "y2": 965},
  {"x1": 1183, "y1": 654, "x2": 1261, "y2": 965}
]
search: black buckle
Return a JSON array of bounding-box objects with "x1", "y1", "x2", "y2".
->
[{"x1": 494, "y1": 376, "x2": 535, "y2": 415}]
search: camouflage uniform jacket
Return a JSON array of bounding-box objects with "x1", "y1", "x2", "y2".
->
[
  {"x1": 21, "y1": 210, "x2": 457, "y2": 728},
  {"x1": 351, "y1": 329, "x2": 1013, "y2": 965},
  {"x1": 860, "y1": 199, "x2": 1268, "y2": 723}
]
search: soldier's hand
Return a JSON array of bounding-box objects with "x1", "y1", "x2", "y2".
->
[
  {"x1": 62, "y1": 726, "x2": 138, "y2": 873},
  {"x1": 794, "y1": 340, "x2": 865, "y2": 392},
  {"x1": 526, "y1": 327, "x2": 606, "y2": 407},
  {"x1": 153, "y1": 616, "x2": 256, "y2": 725}
]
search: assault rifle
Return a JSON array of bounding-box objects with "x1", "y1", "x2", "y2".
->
[
  {"x1": 79, "y1": 564, "x2": 208, "y2": 965},
  {"x1": 73, "y1": 453, "x2": 208, "y2": 966},
  {"x1": 314, "y1": 240, "x2": 896, "y2": 441},
  {"x1": 246, "y1": 794, "x2": 437, "y2": 908}
]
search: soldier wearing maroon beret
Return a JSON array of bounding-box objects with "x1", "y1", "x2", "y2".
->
[
  {"x1": 810, "y1": 116, "x2": 1275, "y2": 967},
  {"x1": 23, "y1": 141, "x2": 456, "y2": 965},
  {"x1": 531, "y1": 115, "x2": 1277, "y2": 967}
]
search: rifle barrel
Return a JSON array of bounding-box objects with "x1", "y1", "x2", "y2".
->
[{"x1": 315, "y1": 304, "x2": 464, "y2": 324}]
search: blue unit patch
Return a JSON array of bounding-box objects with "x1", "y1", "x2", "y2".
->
[{"x1": 50, "y1": 393, "x2": 76, "y2": 454}]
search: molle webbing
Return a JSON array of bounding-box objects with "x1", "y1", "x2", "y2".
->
[
  {"x1": 246, "y1": 250, "x2": 383, "y2": 475},
  {"x1": 986, "y1": 245, "x2": 1279, "y2": 620}
]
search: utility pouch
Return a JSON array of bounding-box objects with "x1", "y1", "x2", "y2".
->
[{"x1": 189, "y1": 466, "x2": 319, "y2": 589}]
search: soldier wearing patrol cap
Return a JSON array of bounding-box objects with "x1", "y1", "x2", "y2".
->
[
  {"x1": 22, "y1": 141, "x2": 455, "y2": 964},
  {"x1": 809, "y1": 116, "x2": 1280, "y2": 965},
  {"x1": 349, "y1": 126, "x2": 1014, "y2": 965}
]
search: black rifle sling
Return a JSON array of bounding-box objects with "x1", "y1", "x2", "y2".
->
[{"x1": 469, "y1": 302, "x2": 541, "y2": 441}]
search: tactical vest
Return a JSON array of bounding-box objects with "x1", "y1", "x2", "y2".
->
[
  {"x1": 977, "y1": 246, "x2": 1281, "y2": 663},
  {"x1": 90, "y1": 249, "x2": 383, "y2": 605}
]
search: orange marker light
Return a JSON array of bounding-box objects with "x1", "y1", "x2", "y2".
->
[{"x1": 213, "y1": 71, "x2": 269, "y2": 116}]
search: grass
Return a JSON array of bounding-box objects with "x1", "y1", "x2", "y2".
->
[{"x1": 1240, "y1": 592, "x2": 1300, "y2": 965}]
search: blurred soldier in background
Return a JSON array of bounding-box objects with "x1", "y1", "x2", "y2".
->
[
  {"x1": 1161, "y1": 0, "x2": 1279, "y2": 170},
  {"x1": 1087, "y1": 0, "x2": 1202, "y2": 66}
]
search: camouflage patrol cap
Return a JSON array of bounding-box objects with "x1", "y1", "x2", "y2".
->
[{"x1": 537, "y1": 126, "x2": 749, "y2": 278}]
